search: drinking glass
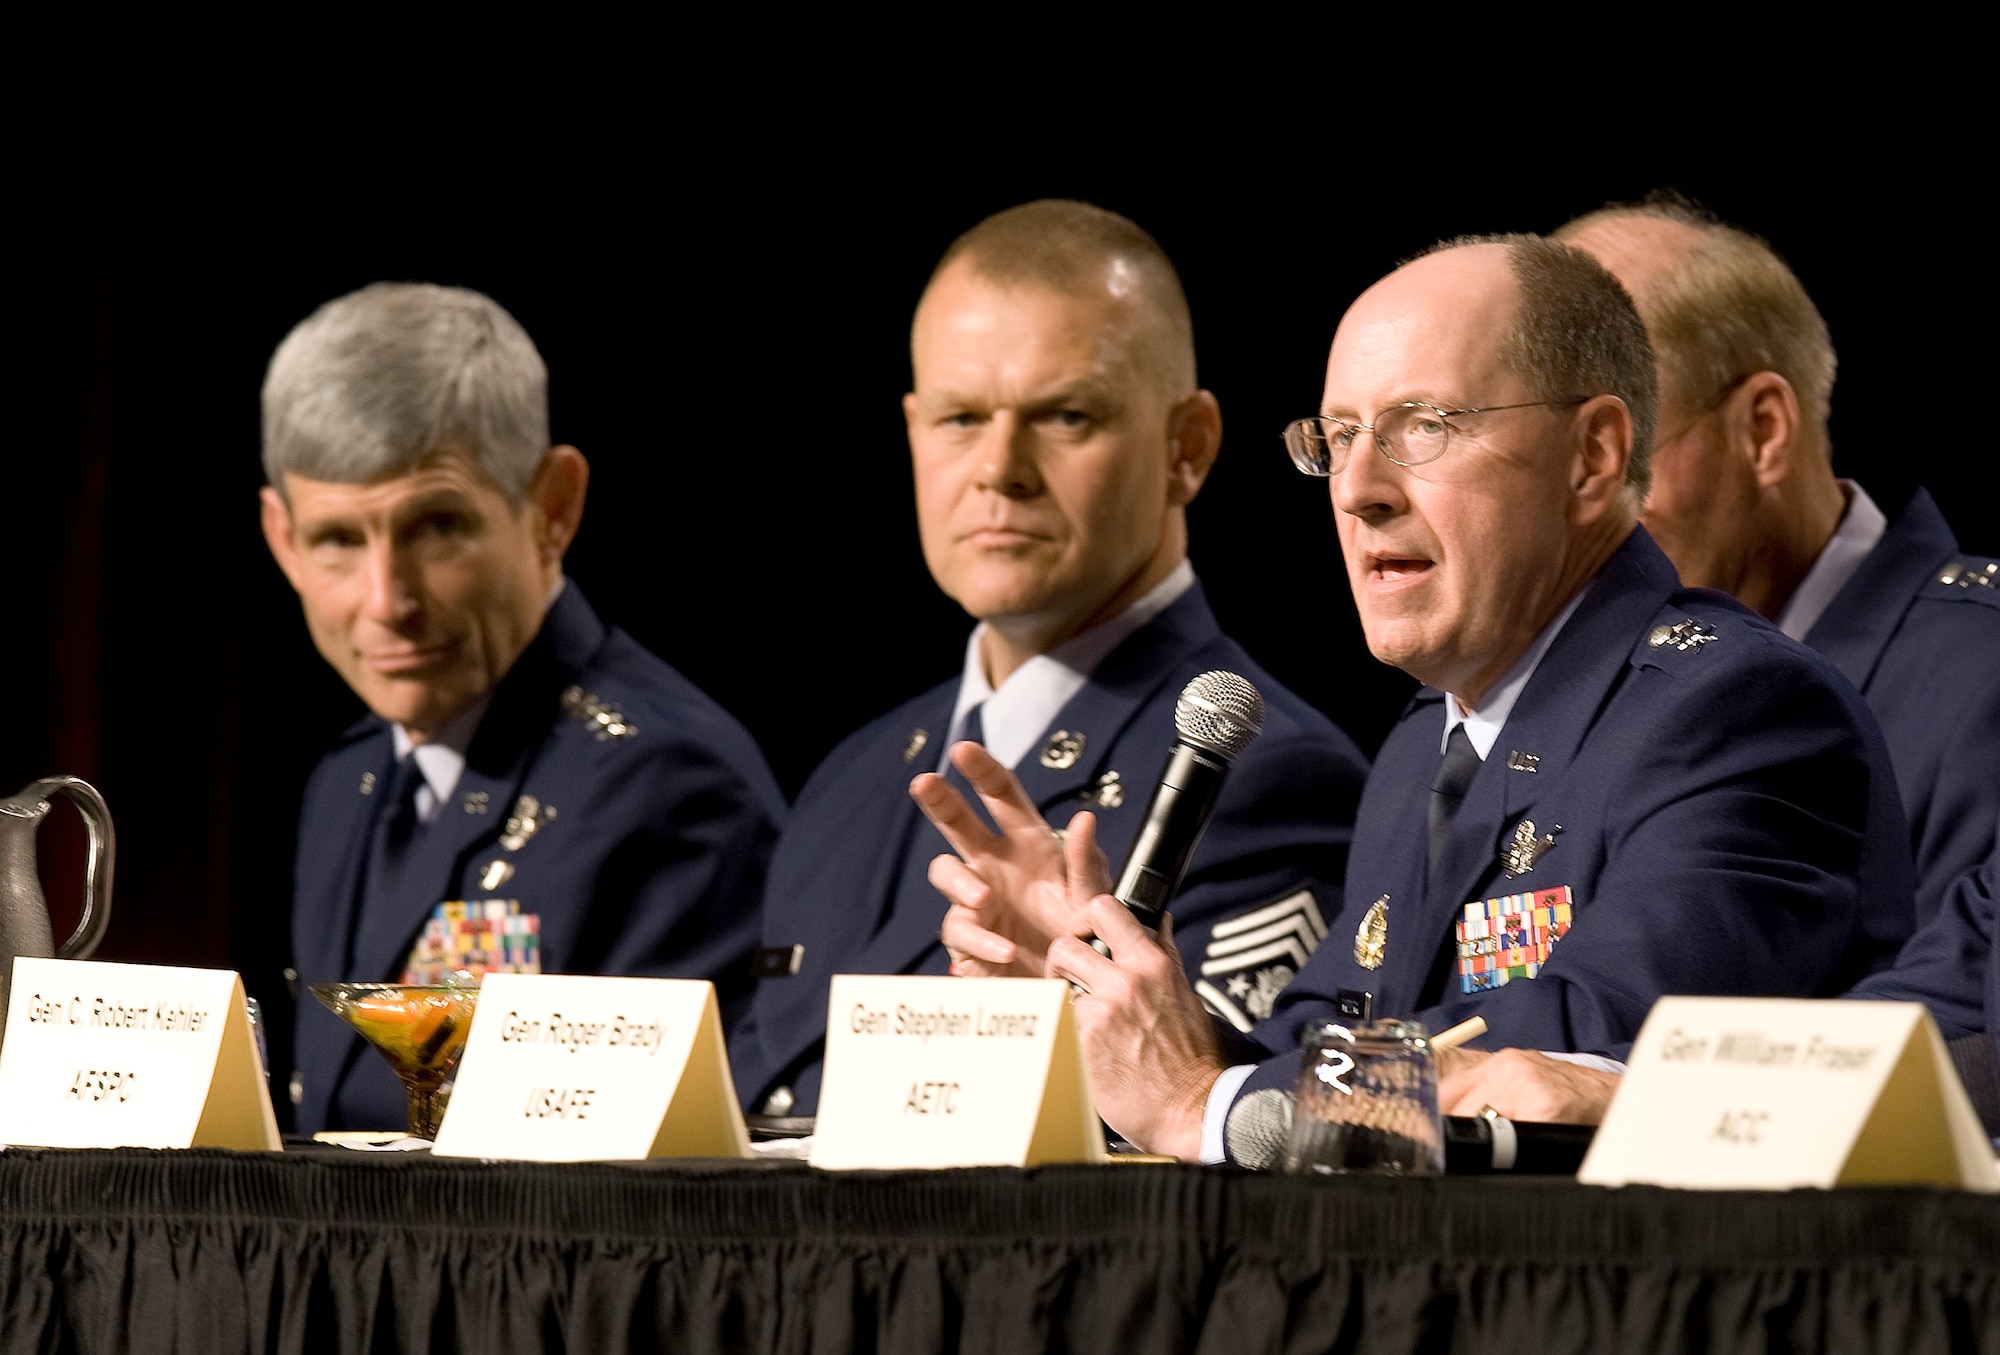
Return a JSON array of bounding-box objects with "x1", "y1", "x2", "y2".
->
[
  {"x1": 309, "y1": 981, "x2": 480, "y2": 1138},
  {"x1": 1282, "y1": 1017, "x2": 1444, "y2": 1175}
]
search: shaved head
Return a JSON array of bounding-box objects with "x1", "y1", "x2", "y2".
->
[{"x1": 921, "y1": 199, "x2": 1197, "y2": 398}]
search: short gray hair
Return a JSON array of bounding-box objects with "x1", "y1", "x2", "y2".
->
[
  {"x1": 261, "y1": 282, "x2": 549, "y2": 499},
  {"x1": 1555, "y1": 192, "x2": 1836, "y2": 435},
  {"x1": 1421, "y1": 233, "x2": 1659, "y2": 497}
]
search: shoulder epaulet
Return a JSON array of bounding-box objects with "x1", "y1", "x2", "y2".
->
[
  {"x1": 560, "y1": 684, "x2": 638, "y2": 741},
  {"x1": 1930, "y1": 558, "x2": 1999, "y2": 599}
]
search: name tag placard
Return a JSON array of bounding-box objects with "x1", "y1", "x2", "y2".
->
[
  {"x1": 810, "y1": 975, "x2": 1104, "y2": 1170},
  {"x1": 1579, "y1": 997, "x2": 1996, "y2": 1191},
  {"x1": 0, "y1": 957, "x2": 280, "y2": 1151},
  {"x1": 430, "y1": 974, "x2": 748, "y2": 1161}
]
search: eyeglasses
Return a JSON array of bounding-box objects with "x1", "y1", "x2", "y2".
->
[{"x1": 1283, "y1": 398, "x2": 1593, "y2": 477}]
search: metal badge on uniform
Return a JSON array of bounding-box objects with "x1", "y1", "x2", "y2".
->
[
  {"x1": 1084, "y1": 770, "x2": 1125, "y2": 808},
  {"x1": 1648, "y1": 619, "x2": 1718, "y2": 652},
  {"x1": 358, "y1": 771, "x2": 377, "y2": 796},
  {"x1": 1455, "y1": 885, "x2": 1573, "y2": 994},
  {"x1": 751, "y1": 944, "x2": 804, "y2": 978},
  {"x1": 499, "y1": 795, "x2": 556, "y2": 852},
  {"x1": 561, "y1": 684, "x2": 636, "y2": 740},
  {"x1": 1937, "y1": 559, "x2": 1997, "y2": 589},
  {"x1": 1192, "y1": 890, "x2": 1327, "y2": 1032},
  {"x1": 1500, "y1": 818, "x2": 1561, "y2": 878},
  {"x1": 478, "y1": 859, "x2": 515, "y2": 891},
  {"x1": 1353, "y1": 894, "x2": 1389, "y2": 970},
  {"x1": 1039, "y1": 730, "x2": 1085, "y2": 769},
  {"x1": 1505, "y1": 750, "x2": 1539, "y2": 773},
  {"x1": 902, "y1": 729, "x2": 929, "y2": 764},
  {"x1": 1335, "y1": 990, "x2": 1373, "y2": 1021},
  {"x1": 462, "y1": 791, "x2": 490, "y2": 815}
]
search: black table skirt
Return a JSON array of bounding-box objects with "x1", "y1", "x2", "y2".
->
[{"x1": 2, "y1": 1147, "x2": 1995, "y2": 1354}]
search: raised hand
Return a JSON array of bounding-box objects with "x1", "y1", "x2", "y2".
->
[{"x1": 909, "y1": 740, "x2": 1111, "y2": 978}]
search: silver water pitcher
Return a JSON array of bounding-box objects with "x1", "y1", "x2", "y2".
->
[{"x1": 0, "y1": 776, "x2": 115, "y2": 1037}]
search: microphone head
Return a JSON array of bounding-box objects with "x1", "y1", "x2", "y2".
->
[
  {"x1": 1175, "y1": 670, "x2": 1263, "y2": 760},
  {"x1": 1224, "y1": 1087, "x2": 1295, "y2": 1170}
]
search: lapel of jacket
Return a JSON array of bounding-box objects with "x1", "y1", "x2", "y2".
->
[
  {"x1": 292, "y1": 733, "x2": 395, "y2": 983},
  {"x1": 1406, "y1": 532, "x2": 1678, "y2": 994},
  {"x1": 346, "y1": 585, "x2": 608, "y2": 983},
  {"x1": 757, "y1": 688, "x2": 957, "y2": 1060},
  {"x1": 1803, "y1": 488, "x2": 1956, "y2": 694}
]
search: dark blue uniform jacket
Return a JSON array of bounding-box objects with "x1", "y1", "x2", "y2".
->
[
  {"x1": 1228, "y1": 530, "x2": 1917, "y2": 1131},
  {"x1": 1802, "y1": 487, "x2": 1999, "y2": 924},
  {"x1": 290, "y1": 585, "x2": 785, "y2": 1133}
]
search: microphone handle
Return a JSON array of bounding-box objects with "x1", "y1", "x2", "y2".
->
[{"x1": 1114, "y1": 740, "x2": 1230, "y2": 930}]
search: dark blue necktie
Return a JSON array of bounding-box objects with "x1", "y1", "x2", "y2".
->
[
  {"x1": 1427, "y1": 723, "x2": 1481, "y2": 880},
  {"x1": 348, "y1": 754, "x2": 429, "y2": 976}
]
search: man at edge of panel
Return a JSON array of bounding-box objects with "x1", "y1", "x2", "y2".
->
[
  {"x1": 261, "y1": 282, "x2": 786, "y2": 1135},
  {"x1": 1554, "y1": 193, "x2": 1998, "y2": 925}
]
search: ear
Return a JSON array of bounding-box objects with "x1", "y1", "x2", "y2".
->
[
  {"x1": 1727, "y1": 372, "x2": 1802, "y2": 488},
  {"x1": 1569, "y1": 395, "x2": 1634, "y2": 523},
  {"x1": 527, "y1": 445, "x2": 590, "y2": 566},
  {"x1": 259, "y1": 484, "x2": 306, "y2": 590},
  {"x1": 1165, "y1": 390, "x2": 1223, "y2": 507}
]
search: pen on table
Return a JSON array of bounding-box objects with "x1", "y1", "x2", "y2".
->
[{"x1": 1430, "y1": 1016, "x2": 1487, "y2": 1051}]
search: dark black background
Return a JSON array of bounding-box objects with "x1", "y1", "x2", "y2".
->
[{"x1": 7, "y1": 123, "x2": 1988, "y2": 1042}]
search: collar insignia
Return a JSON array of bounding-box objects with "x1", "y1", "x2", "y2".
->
[{"x1": 1039, "y1": 730, "x2": 1085, "y2": 770}]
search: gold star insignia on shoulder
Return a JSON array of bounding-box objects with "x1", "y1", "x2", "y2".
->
[
  {"x1": 561, "y1": 685, "x2": 636, "y2": 740},
  {"x1": 1501, "y1": 819, "x2": 1561, "y2": 878},
  {"x1": 1039, "y1": 730, "x2": 1085, "y2": 769},
  {"x1": 902, "y1": 729, "x2": 929, "y2": 764},
  {"x1": 1937, "y1": 559, "x2": 1997, "y2": 590},
  {"x1": 1648, "y1": 619, "x2": 1719, "y2": 652},
  {"x1": 1353, "y1": 894, "x2": 1389, "y2": 970}
]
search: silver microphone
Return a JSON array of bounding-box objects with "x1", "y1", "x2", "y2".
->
[
  {"x1": 1223, "y1": 1087, "x2": 1295, "y2": 1170},
  {"x1": 1112, "y1": 670, "x2": 1264, "y2": 932}
]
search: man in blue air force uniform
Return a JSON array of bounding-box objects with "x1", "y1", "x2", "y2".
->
[
  {"x1": 1557, "y1": 197, "x2": 1999, "y2": 925},
  {"x1": 728, "y1": 201, "x2": 1368, "y2": 1118},
  {"x1": 919, "y1": 235, "x2": 1915, "y2": 1162},
  {"x1": 260, "y1": 283, "x2": 785, "y2": 1134}
]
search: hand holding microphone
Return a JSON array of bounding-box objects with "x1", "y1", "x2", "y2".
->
[{"x1": 1097, "y1": 670, "x2": 1264, "y2": 948}]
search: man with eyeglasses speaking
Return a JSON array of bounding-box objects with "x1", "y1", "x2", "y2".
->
[{"x1": 915, "y1": 234, "x2": 1918, "y2": 1162}]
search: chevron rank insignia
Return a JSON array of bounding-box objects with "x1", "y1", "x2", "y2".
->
[{"x1": 1193, "y1": 890, "x2": 1328, "y2": 1033}]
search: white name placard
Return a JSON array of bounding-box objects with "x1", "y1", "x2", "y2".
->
[
  {"x1": 810, "y1": 975, "x2": 1104, "y2": 1170},
  {"x1": 1579, "y1": 996, "x2": 1996, "y2": 1191},
  {"x1": 430, "y1": 974, "x2": 748, "y2": 1161},
  {"x1": 0, "y1": 957, "x2": 280, "y2": 1151}
]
